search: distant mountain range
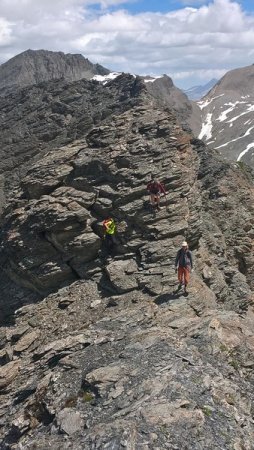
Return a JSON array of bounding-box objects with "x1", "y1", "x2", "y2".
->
[
  {"x1": 183, "y1": 79, "x2": 218, "y2": 100},
  {"x1": 198, "y1": 65, "x2": 254, "y2": 166},
  {"x1": 1, "y1": 49, "x2": 254, "y2": 168},
  {"x1": 0, "y1": 50, "x2": 200, "y2": 136}
]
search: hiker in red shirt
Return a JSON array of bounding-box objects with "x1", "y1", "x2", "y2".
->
[{"x1": 147, "y1": 176, "x2": 166, "y2": 210}]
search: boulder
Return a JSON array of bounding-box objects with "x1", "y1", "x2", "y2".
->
[
  {"x1": 0, "y1": 360, "x2": 20, "y2": 389},
  {"x1": 106, "y1": 259, "x2": 139, "y2": 293}
]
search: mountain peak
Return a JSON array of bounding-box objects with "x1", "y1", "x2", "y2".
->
[
  {"x1": 0, "y1": 49, "x2": 109, "y2": 91},
  {"x1": 198, "y1": 64, "x2": 254, "y2": 165}
]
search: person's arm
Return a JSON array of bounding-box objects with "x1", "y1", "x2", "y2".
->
[
  {"x1": 188, "y1": 251, "x2": 193, "y2": 269},
  {"x1": 147, "y1": 182, "x2": 151, "y2": 192},
  {"x1": 159, "y1": 182, "x2": 166, "y2": 195},
  {"x1": 175, "y1": 250, "x2": 180, "y2": 269}
]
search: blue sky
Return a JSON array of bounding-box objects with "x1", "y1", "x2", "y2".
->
[
  {"x1": 102, "y1": 0, "x2": 253, "y2": 14},
  {"x1": 0, "y1": 0, "x2": 254, "y2": 88}
]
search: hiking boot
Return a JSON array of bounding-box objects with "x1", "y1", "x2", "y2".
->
[{"x1": 173, "y1": 284, "x2": 182, "y2": 294}]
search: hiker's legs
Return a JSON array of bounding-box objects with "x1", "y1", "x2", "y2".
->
[
  {"x1": 178, "y1": 267, "x2": 184, "y2": 285},
  {"x1": 111, "y1": 234, "x2": 117, "y2": 246},
  {"x1": 105, "y1": 234, "x2": 113, "y2": 251},
  {"x1": 183, "y1": 268, "x2": 190, "y2": 291},
  {"x1": 154, "y1": 193, "x2": 160, "y2": 208},
  {"x1": 174, "y1": 267, "x2": 184, "y2": 292},
  {"x1": 150, "y1": 194, "x2": 156, "y2": 206}
]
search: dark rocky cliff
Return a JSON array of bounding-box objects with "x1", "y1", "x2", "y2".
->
[
  {"x1": 0, "y1": 73, "x2": 143, "y2": 214},
  {"x1": 0, "y1": 71, "x2": 200, "y2": 217},
  {"x1": 145, "y1": 75, "x2": 201, "y2": 136},
  {"x1": 0, "y1": 73, "x2": 253, "y2": 449},
  {"x1": 0, "y1": 49, "x2": 109, "y2": 93}
]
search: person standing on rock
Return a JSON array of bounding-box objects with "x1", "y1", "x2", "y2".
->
[
  {"x1": 147, "y1": 176, "x2": 166, "y2": 210},
  {"x1": 174, "y1": 241, "x2": 193, "y2": 295},
  {"x1": 103, "y1": 217, "x2": 117, "y2": 252}
]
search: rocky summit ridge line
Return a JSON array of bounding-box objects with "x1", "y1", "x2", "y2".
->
[
  {"x1": 0, "y1": 68, "x2": 198, "y2": 216},
  {"x1": 0, "y1": 70, "x2": 254, "y2": 449}
]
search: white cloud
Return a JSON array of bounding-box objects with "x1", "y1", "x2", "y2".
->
[
  {"x1": 0, "y1": 17, "x2": 13, "y2": 46},
  {"x1": 0, "y1": 0, "x2": 254, "y2": 87}
]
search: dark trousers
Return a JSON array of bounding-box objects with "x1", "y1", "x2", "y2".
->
[{"x1": 104, "y1": 234, "x2": 117, "y2": 251}]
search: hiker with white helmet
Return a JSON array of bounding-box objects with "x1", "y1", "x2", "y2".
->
[{"x1": 174, "y1": 241, "x2": 193, "y2": 295}]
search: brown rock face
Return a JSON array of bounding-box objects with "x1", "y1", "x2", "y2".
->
[{"x1": 0, "y1": 73, "x2": 253, "y2": 449}]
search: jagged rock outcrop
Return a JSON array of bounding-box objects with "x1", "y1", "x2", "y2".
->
[
  {"x1": 0, "y1": 49, "x2": 109, "y2": 93},
  {"x1": 0, "y1": 73, "x2": 145, "y2": 214},
  {"x1": 0, "y1": 75, "x2": 254, "y2": 449},
  {"x1": 145, "y1": 75, "x2": 201, "y2": 136},
  {"x1": 0, "y1": 53, "x2": 200, "y2": 217}
]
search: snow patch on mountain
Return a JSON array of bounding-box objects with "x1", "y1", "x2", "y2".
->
[
  {"x1": 237, "y1": 143, "x2": 254, "y2": 161},
  {"x1": 92, "y1": 72, "x2": 121, "y2": 84},
  {"x1": 143, "y1": 76, "x2": 164, "y2": 83},
  {"x1": 215, "y1": 126, "x2": 254, "y2": 149},
  {"x1": 197, "y1": 94, "x2": 224, "y2": 110},
  {"x1": 92, "y1": 73, "x2": 164, "y2": 85},
  {"x1": 216, "y1": 101, "x2": 248, "y2": 122},
  {"x1": 198, "y1": 113, "x2": 213, "y2": 140},
  {"x1": 226, "y1": 104, "x2": 254, "y2": 123}
]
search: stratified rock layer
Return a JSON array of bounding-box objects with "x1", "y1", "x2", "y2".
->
[
  {"x1": 0, "y1": 76, "x2": 253, "y2": 449},
  {"x1": 0, "y1": 69, "x2": 200, "y2": 216}
]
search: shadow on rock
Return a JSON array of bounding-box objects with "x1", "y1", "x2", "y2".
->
[{"x1": 154, "y1": 292, "x2": 181, "y2": 305}]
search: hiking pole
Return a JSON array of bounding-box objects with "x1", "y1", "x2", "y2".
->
[{"x1": 164, "y1": 193, "x2": 169, "y2": 210}]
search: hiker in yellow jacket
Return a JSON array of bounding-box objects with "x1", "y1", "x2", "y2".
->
[{"x1": 103, "y1": 217, "x2": 117, "y2": 251}]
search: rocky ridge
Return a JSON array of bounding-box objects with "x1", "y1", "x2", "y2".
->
[
  {"x1": 143, "y1": 75, "x2": 201, "y2": 136},
  {"x1": 0, "y1": 73, "x2": 144, "y2": 214},
  {"x1": 0, "y1": 69, "x2": 199, "y2": 216},
  {"x1": 0, "y1": 75, "x2": 254, "y2": 448}
]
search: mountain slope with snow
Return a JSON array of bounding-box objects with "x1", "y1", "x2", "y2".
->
[{"x1": 198, "y1": 65, "x2": 254, "y2": 166}]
